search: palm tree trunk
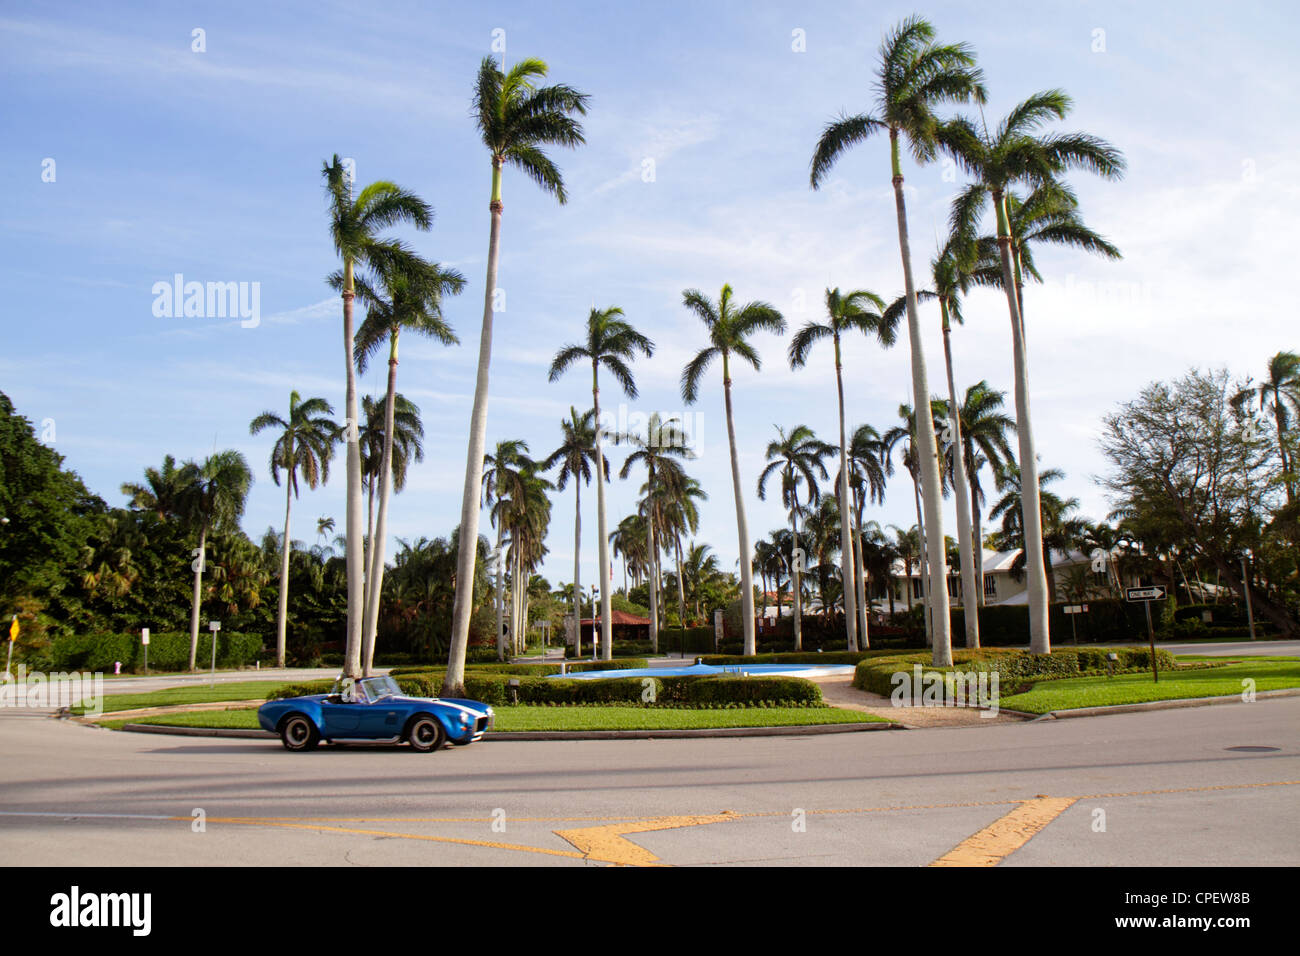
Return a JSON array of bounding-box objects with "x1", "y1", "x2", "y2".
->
[
  {"x1": 342, "y1": 260, "x2": 365, "y2": 679},
  {"x1": 890, "y1": 130, "x2": 951, "y2": 667},
  {"x1": 833, "y1": 339, "x2": 859, "y2": 651},
  {"x1": 572, "y1": 482, "x2": 581, "y2": 658},
  {"x1": 720, "y1": 353, "x2": 757, "y2": 655},
  {"x1": 188, "y1": 524, "x2": 208, "y2": 671},
  {"x1": 675, "y1": 534, "x2": 686, "y2": 629},
  {"x1": 445, "y1": 163, "x2": 504, "y2": 695},
  {"x1": 994, "y1": 191, "x2": 1051, "y2": 654},
  {"x1": 852, "y1": 507, "x2": 868, "y2": 641},
  {"x1": 495, "y1": 516, "x2": 506, "y2": 661},
  {"x1": 792, "y1": 506, "x2": 804, "y2": 652},
  {"x1": 646, "y1": 509, "x2": 658, "y2": 653},
  {"x1": 362, "y1": 334, "x2": 400, "y2": 675},
  {"x1": 940, "y1": 305, "x2": 980, "y2": 648},
  {"x1": 912, "y1": 473, "x2": 932, "y2": 647},
  {"x1": 592, "y1": 367, "x2": 614, "y2": 661},
  {"x1": 969, "y1": 455, "x2": 986, "y2": 607},
  {"x1": 276, "y1": 471, "x2": 293, "y2": 668}
]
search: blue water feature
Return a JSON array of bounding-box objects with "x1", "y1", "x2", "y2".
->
[{"x1": 553, "y1": 662, "x2": 856, "y2": 681}]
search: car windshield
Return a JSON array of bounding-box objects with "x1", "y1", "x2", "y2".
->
[{"x1": 360, "y1": 676, "x2": 401, "y2": 700}]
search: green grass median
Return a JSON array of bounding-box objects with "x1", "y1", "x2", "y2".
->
[
  {"x1": 78, "y1": 681, "x2": 299, "y2": 714},
  {"x1": 998, "y1": 659, "x2": 1300, "y2": 714},
  {"x1": 101, "y1": 704, "x2": 882, "y2": 733}
]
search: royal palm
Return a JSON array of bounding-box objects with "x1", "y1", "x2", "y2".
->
[
  {"x1": 544, "y1": 410, "x2": 606, "y2": 658},
  {"x1": 180, "y1": 450, "x2": 253, "y2": 670},
  {"x1": 789, "y1": 288, "x2": 896, "y2": 649},
  {"x1": 944, "y1": 89, "x2": 1124, "y2": 653},
  {"x1": 681, "y1": 284, "x2": 786, "y2": 655},
  {"x1": 249, "y1": 392, "x2": 337, "y2": 668},
  {"x1": 757, "y1": 424, "x2": 829, "y2": 651},
  {"x1": 350, "y1": 258, "x2": 463, "y2": 672},
  {"x1": 446, "y1": 56, "x2": 588, "y2": 693},
  {"x1": 549, "y1": 306, "x2": 653, "y2": 660},
  {"x1": 809, "y1": 16, "x2": 985, "y2": 666},
  {"x1": 322, "y1": 154, "x2": 432, "y2": 678}
]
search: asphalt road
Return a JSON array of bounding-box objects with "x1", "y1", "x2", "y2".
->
[{"x1": 0, "y1": 695, "x2": 1295, "y2": 866}]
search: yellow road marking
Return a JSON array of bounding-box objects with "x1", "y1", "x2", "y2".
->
[
  {"x1": 198, "y1": 818, "x2": 586, "y2": 861},
  {"x1": 162, "y1": 779, "x2": 1298, "y2": 866},
  {"x1": 930, "y1": 797, "x2": 1078, "y2": 867},
  {"x1": 555, "y1": 813, "x2": 741, "y2": 866}
]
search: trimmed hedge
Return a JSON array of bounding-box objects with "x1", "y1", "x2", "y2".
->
[
  {"x1": 48, "y1": 631, "x2": 263, "y2": 672},
  {"x1": 853, "y1": 647, "x2": 1181, "y2": 698}
]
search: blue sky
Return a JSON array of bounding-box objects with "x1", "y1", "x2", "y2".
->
[{"x1": 2, "y1": 0, "x2": 1296, "y2": 590}]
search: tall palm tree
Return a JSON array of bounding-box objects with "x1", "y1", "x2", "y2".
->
[
  {"x1": 549, "y1": 306, "x2": 654, "y2": 660},
  {"x1": 885, "y1": 232, "x2": 982, "y2": 645},
  {"x1": 610, "y1": 513, "x2": 649, "y2": 596},
  {"x1": 619, "y1": 414, "x2": 694, "y2": 651},
  {"x1": 1233, "y1": 351, "x2": 1300, "y2": 505},
  {"x1": 802, "y1": 497, "x2": 843, "y2": 625},
  {"x1": 809, "y1": 16, "x2": 985, "y2": 667},
  {"x1": 249, "y1": 392, "x2": 338, "y2": 668},
  {"x1": 956, "y1": 381, "x2": 1016, "y2": 603},
  {"x1": 789, "y1": 287, "x2": 897, "y2": 649},
  {"x1": 968, "y1": 181, "x2": 1120, "y2": 329},
  {"x1": 358, "y1": 394, "x2": 425, "y2": 570},
  {"x1": 180, "y1": 450, "x2": 253, "y2": 670},
  {"x1": 483, "y1": 440, "x2": 531, "y2": 660},
  {"x1": 544, "y1": 408, "x2": 606, "y2": 658},
  {"x1": 757, "y1": 424, "x2": 830, "y2": 650},
  {"x1": 657, "y1": 472, "x2": 707, "y2": 627},
  {"x1": 350, "y1": 257, "x2": 464, "y2": 674},
  {"x1": 844, "y1": 424, "x2": 889, "y2": 632},
  {"x1": 944, "y1": 90, "x2": 1125, "y2": 653},
  {"x1": 322, "y1": 154, "x2": 433, "y2": 679},
  {"x1": 883, "y1": 401, "x2": 950, "y2": 652},
  {"x1": 681, "y1": 284, "x2": 786, "y2": 655},
  {"x1": 445, "y1": 57, "x2": 589, "y2": 695},
  {"x1": 504, "y1": 465, "x2": 553, "y2": 654}
]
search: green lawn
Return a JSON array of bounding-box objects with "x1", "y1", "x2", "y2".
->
[
  {"x1": 79, "y1": 680, "x2": 297, "y2": 714},
  {"x1": 999, "y1": 659, "x2": 1300, "y2": 714},
  {"x1": 102, "y1": 704, "x2": 882, "y2": 733}
]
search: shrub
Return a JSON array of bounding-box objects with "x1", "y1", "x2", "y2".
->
[
  {"x1": 266, "y1": 679, "x2": 335, "y2": 701},
  {"x1": 852, "y1": 647, "x2": 1181, "y2": 698},
  {"x1": 46, "y1": 631, "x2": 263, "y2": 672}
]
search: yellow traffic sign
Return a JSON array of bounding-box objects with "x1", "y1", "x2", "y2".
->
[{"x1": 8, "y1": 617, "x2": 17, "y2": 641}]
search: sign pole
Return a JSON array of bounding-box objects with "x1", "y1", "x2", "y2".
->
[
  {"x1": 141, "y1": 627, "x2": 150, "y2": 675},
  {"x1": 1144, "y1": 600, "x2": 1158, "y2": 683},
  {"x1": 208, "y1": 621, "x2": 221, "y2": 688},
  {"x1": 1241, "y1": 555, "x2": 1257, "y2": 641},
  {"x1": 5, "y1": 615, "x2": 16, "y2": 680}
]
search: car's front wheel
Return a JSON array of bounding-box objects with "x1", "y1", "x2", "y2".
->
[
  {"x1": 407, "y1": 715, "x2": 445, "y2": 753},
  {"x1": 280, "y1": 714, "x2": 319, "y2": 752}
]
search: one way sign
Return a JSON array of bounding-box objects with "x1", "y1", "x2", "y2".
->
[{"x1": 1126, "y1": 585, "x2": 1167, "y2": 602}]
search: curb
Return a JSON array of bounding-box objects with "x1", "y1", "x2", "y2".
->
[
  {"x1": 114, "y1": 720, "x2": 899, "y2": 741},
  {"x1": 1030, "y1": 687, "x2": 1300, "y2": 720}
]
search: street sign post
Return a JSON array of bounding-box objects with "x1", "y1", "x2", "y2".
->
[
  {"x1": 141, "y1": 627, "x2": 150, "y2": 675},
  {"x1": 208, "y1": 620, "x2": 221, "y2": 687},
  {"x1": 1126, "y1": 586, "x2": 1167, "y2": 682},
  {"x1": 1062, "y1": 604, "x2": 1089, "y2": 645},
  {"x1": 5, "y1": 615, "x2": 17, "y2": 679}
]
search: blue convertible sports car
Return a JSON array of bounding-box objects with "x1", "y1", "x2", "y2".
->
[{"x1": 258, "y1": 675, "x2": 494, "y2": 752}]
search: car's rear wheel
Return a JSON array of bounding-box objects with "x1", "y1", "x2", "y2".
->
[
  {"x1": 280, "y1": 714, "x2": 319, "y2": 752},
  {"x1": 407, "y1": 715, "x2": 445, "y2": 753}
]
